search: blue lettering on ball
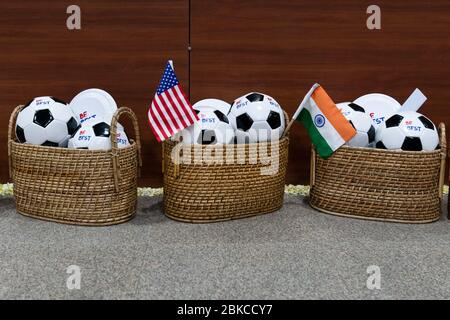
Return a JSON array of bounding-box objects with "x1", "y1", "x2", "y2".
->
[
  {"x1": 374, "y1": 117, "x2": 385, "y2": 125},
  {"x1": 407, "y1": 125, "x2": 421, "y2": 132},
  {"x1": 80, "y1": 114, "x2": 97, "y2": 124},
  {"x1": 236, "y1": 101, "x2": 248, "y2": 109}
]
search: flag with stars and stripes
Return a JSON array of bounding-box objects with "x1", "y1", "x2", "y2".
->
[{"x1": 148, "y1": 61, "x2": 198, "y2": 142}]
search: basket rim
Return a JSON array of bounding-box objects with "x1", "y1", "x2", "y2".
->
[
  {"x1": 10, "y1": 139, "x2": 137, "y2": 154},
  {"x1": 309, "y1": 201, "x2": 440, "y2": 224},
  {"x1": 337, "y1": 144, "x2": 443, "y2": 156},
  {"x1": 165, "y1": 134, "x2": 289, "y2": 147},
  {"x1": 334, "y1": 122, "x2": 446, "y2": 156},
  {"x1": 164, "y1": 204, "x2": 283, "y2": 223},
  {"x1": 16, "y1": 209, "x2": 136, "y2": 226}
]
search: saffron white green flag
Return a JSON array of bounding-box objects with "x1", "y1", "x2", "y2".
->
[{"x1": 294, "y1": 83, "x2": 356, "y2": 158}]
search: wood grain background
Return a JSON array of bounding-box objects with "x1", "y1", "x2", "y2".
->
[
  {"x1": 0, "y1": 0, "x2": 188, "y2": 186},
  {"x1": 190, "y1": 0, "x2": 450, "y2": 184},
  {"x1": 1, "y1": 1, "x2": 449, "y2": 186}
]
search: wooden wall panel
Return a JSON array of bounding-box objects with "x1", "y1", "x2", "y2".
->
[
  {"x1": 190, "y1": 0, "x2": 450, "y2": 184},
  {"x1": 0, "y1": 0, "x2": 189, "y2": 186},
  {"x1": 2, "y1": 1, "x2": 450, "y2": 186}
]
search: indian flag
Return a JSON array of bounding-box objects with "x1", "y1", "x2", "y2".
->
[{"x1": 293, "y1": 83, "x2": 356, "y2": 158}]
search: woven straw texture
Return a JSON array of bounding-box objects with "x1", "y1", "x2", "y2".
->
[
  {"x1": 8, "y1": 105, "x2": 142, "y2": 226},
  {"x1": 163, "y1": 129, "x2": 289, "y2": 223},
  {"x1": 310, "y1": 123, "x2": 446, "y2": 223}
]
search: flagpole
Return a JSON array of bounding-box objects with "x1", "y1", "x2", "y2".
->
[{"x1": 282, "y1": 83, "x2": 320, "y2": 138}]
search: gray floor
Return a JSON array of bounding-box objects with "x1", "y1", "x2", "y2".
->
[{"x1": 0, "y1": 194, "x2": 449, "y2": 300}]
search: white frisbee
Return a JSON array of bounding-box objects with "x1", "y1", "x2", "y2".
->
[
  {"x1": 192, "y1": 98, "x2": 231, "y2": 115},
  {"x1": 354, "y1": 93, "x2": 401, "y2": 129},
  {"x1": 70, "y1": 88, "x2": 118, "y2": 125}
]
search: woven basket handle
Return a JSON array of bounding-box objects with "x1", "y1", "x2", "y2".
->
[
  {"x1": 281, "y1": 110, "x2": 291, "y2": 138},
  {"x1": 310, "y1": 146, "x2": 316, "y2": 188},
  {"x1": 110, "y1": 107, "x2": 142, "y2": 193},
  {"x1": 438, "y1": 123, "x2": 446, "y2": 200},
  {"x1": 8, "y1": 105, "x2": 25, "y2": 179}
]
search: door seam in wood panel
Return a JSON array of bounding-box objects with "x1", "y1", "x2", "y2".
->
[{"x1": 188, "y1": 0, "x2": 191, "y2": 99}]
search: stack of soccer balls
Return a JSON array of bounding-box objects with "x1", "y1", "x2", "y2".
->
[
  {"x1": 179, "y1": 92, "x2": 285, "y2": 144},
  {"x1": 15, "y1": 89, "x2": 130, "y2": 150},
  {"x1": 337, "y1": 93, "x2": 439, "y2": 151}
]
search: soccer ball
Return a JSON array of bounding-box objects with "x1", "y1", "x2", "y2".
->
[
  {"x1": 15, "y1": 96, "x2": 79, "y2": 147},
  {"x1": 375, "y1": 111, "x2": 439, "y2": 151},
  {"x1": 181, "y1": 102, "x2": 234, "y2": 145},
  {"x1": 354, "y1": 93, "x2": 401, "y2": 129},
  {"x1": 192, "y1": 98, "x2": 231, "y2": 116},
  {"x1": 228, "y1": 92, "x2": 285, "y2": 143},
  {"x1": 337, "y1": 102, "x2": 375, "y2": 147},
  {"x1": 68, "y1": 121, "x2": 130, "y2": 150}
]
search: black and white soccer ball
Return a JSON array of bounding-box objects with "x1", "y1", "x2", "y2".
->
[
  {"x1": 15, "y1": 96, "x2": 79, "y2": 147},
  {"x1": 180, "y1": 101, "x2": 234, "y2": 145},
  {"x1": 337, "y1": 102, "x2": 375, "y2": 147},
  {"x1": 68, "y1": 121, "x2": 130, "y2": 150},
  {"x1": 375, "y1": 111, "x2": 439, "y2": 151},
  {"x1": 228, "y1": 92, "x2": 285, "y2": 143}
]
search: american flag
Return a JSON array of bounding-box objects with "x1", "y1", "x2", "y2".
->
[{"x1": 148, "y1": 61, "x2": 198, "y2": 142}]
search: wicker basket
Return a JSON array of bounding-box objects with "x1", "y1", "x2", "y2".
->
[
  {"x1": 8, "y1": 105, "x2": 142, "y2": 226},
  {"x1": 162, "y1": 115, "x2": 290, "y2": 223},
  {"x1": 309, "y1": 123, "x2": 446, "y2": 223}
]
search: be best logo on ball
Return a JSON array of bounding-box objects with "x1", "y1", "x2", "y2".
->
[{"x1": 15, "y1": 89, "x2": 131, "y2": 151}]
